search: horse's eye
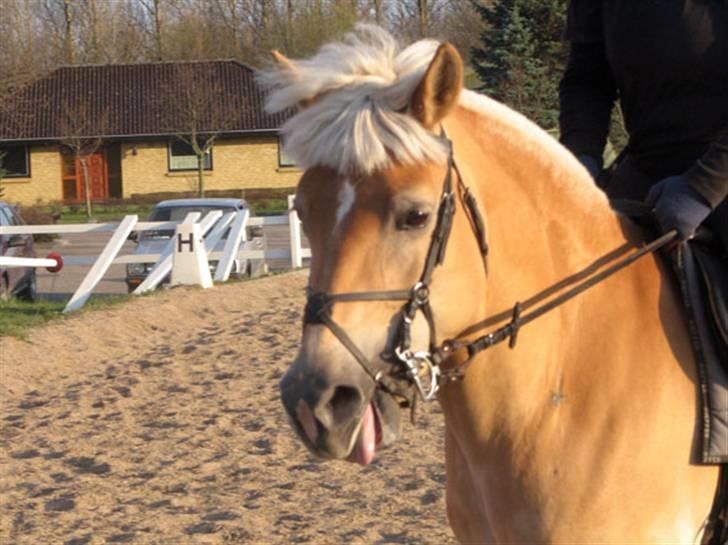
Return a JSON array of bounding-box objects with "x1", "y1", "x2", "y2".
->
[{"x1": 398, "y1": 209, "x2": 430, "y2": 230}]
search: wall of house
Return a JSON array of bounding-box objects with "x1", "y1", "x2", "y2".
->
[
  {"x1": 1, "y1": 136, "x2": 301, "y2": 205},
  {"x1": 121, "y1": 135, "x2": 301, "y2": 198},
  {"x1": 1, "y1": 145, "x2": 62, "y2": 205}
]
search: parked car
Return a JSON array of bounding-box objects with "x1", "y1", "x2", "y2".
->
[
  {"x1": 0, "y1": 201, "x2": 37, "y2": 301},
  {"x1": 125, "y1": 198, "x2": 265, "y2": 292}
]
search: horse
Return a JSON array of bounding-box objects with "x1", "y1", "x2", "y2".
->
[{"x1": 261, "y1": 25, "x2": 721, "y2": 544}]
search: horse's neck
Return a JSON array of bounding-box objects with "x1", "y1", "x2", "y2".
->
[
  {"x1": 442, "y1": 100, "x2": 694, "y2": 452},
  {"x1": 452, "y1": 95, "x2": 619, "y2": 261},
  {"x1": 437, "y1": 103, "x2": 710, "y2": 541},
  {"x1": 447, "y1": 99, "x2": 626, "y2": 318}
]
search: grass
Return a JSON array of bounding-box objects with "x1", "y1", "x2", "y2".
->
[
  {"x1": 250, "y1": 198, "x2": 289, "y2": 216},
  {"x1": 58, "y1": 204, "x2": 153, "y2": 224},
  {"x1": 0, "y1": 295, "x2": 130, "y2": 339},
  {"x1": 57, "y1": 200, "x2": 287, "y2": 223},
  {"x1": 23, "y1": 193, "x2": 291, "y2": 226}
]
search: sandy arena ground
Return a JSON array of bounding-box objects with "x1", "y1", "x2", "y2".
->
[{"x1": 0, "y1": 271, "x2": 456, "y2": 545}]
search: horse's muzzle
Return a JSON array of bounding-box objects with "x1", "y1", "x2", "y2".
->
[{"x1": 279, "y1": 360, "x2": 401, "y2": 464}]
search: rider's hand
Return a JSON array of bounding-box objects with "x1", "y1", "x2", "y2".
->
[
  {"x1": 577, "y1": 154, "x2": 602, "y2": 181},
  {"x1": 645, "y1": 175, "x2": 712, "y2": 241}
]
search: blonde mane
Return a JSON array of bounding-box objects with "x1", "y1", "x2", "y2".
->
[
  {"x1": 258, "y1": 24, "x2": 449, "y2": 174},
  {"x1": 258, "y1": 24, "x2": 605, "y2": 207}
]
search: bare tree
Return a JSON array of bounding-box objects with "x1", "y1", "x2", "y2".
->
[
  {"x1": 35, "y1": 0, "x2": 79, "y2": 67},
  {"x1": 390, "y1": 0, "x2": 450, "y2": 41},
  {"x1": 58, "y1": 102, "x2": 108, "y2": 219},
  {"x1": 0, "y1": 0, "x2": 42, "y2": 75},
  {"x1": 373, "y1": 0, "x2": 384, "y2": 24},
  {"x1": 286, "y1": 0, "x2": 294, "y2": 53},
  {"x1": 62, "y1": 0, "x2": 75, "y2": 63},
  {"x1": 80, "y1": 0, "x2": 149, "y2": 64},
  {"x1": 139, "y1": 0, "x2": 165, "y2": 60},
  {"x1": 418, "y1": 0, "x2": 428, "y2": 37},
  {"x1": 212, "y1": 0, "x2": 244, "y2": 57},
  {"x1": 159, "y1": 63, "x2": 240, "y2": 197},
  {"x1": 0, "y1": 0, "x2": 486, "y2": 105},
  {"x1": 84, "y1": 0, "x2": 101, "y2": 63}
]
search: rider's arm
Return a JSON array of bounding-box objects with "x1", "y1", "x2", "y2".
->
[
  {"x1": 558, "y1": 1, "x2": 617, "y2": 165},
  {"x1": 685, "y1": 130, "x2": 728, "y2": 208}
]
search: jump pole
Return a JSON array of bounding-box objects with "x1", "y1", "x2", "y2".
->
[{"x1": 0, "y1": 253, "x2": 64, "y2": 273}]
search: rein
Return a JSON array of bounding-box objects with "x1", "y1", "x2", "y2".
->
[
  {"x1": 303, "y1": 136, "x2": 678, "y2": 403},
  {"x1": 438, "y1": 229, "x2": 678, "y2": 382}
]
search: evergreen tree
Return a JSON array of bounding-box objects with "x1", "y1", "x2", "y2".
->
[{"x1": 471, "y1": 0, "x2": 567, "y2": 130}]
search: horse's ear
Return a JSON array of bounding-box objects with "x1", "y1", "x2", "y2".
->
[
  {"x1": 271, "y1": 50, "x2": 297, "y2": 73},
  {"x1": 270, "y1": 50, "x2": 315, "y2": 109},
  {"x1": 410, "y1": 43, "x2": 464, "y2": 129}
]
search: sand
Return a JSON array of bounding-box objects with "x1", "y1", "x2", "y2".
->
[{"x1": 0, "y1": 271, "x2": 455, "y2": 545}]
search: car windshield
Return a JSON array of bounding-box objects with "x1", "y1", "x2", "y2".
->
[{"x1": 141, "y1": 206, "x2": 237, "y2": 240}]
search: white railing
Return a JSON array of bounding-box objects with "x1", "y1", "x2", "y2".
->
[
  {"x1": 0, "y1": 204, "x2": 310, "y2": 313},
  {"x1": 0, "y1": 254, "x2": 63, "y2": 271}
]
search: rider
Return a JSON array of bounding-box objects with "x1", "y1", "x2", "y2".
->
[{"x1": 558, "y1": 0, "x2": 727, "y2": 251}]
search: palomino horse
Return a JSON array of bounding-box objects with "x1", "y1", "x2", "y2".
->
[{"x1": 262, "y1": 26, "x2": 721, "y2": 543}]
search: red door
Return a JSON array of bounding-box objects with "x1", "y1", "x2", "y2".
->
[
  {"x1": 81, "y1": 153, "x2": 108, "y2": 201},
  {"x1": 62, "y1": 150, "x2": 109, "y2": 203}
]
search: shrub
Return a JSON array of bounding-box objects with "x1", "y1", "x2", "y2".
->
[{"x1": 16, "y1": 204, "x2": 59, "y2": 243}]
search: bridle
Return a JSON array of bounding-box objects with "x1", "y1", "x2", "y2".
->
[
  {"x1": 303, "y1": 134, "x2": 487, "y2": 402},
  {"x1": 302, "y1": 134, "x2": 678, "y2": 403}
]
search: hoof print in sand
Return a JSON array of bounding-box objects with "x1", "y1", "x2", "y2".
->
[
  {"x1": 64, "y1": 536, "x2": 91, "y2": 545},
  {"x1": 185, "y1": 522, "x2": 220, "y2": 534},
  {"x1": 11, "y1": 449, "x2": 41, "y2": 459},
  {"x1": 105, "y1": 532, "x2": 136, "y2": 543},
  {"x1": 66, "y1": 457, "x2": 111, "y2": 475},
  {"x1": 44, "y1": 496, "x2": 75, "y2": 512}
]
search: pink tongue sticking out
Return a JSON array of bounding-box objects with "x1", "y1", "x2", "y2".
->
[{"x1": 347, "y1": 403, "x2": 376, "y2": 466}]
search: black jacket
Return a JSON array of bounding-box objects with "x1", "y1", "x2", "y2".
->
[{"x1": 559, "y1": 0, "x2": 728, "y2": 208}]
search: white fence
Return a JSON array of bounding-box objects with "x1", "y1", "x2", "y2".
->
[{"x1": 0, "y1": 204, "x2": 310, "y2": 313}]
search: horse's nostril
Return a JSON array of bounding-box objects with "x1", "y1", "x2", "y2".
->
[{"x1": 328, "y1": 385, "x2": 363, "y2": 427}]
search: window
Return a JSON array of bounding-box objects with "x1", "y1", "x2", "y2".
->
[
  {"x1": 168, "y1": 140, "x2": 212, "y2": 171},
  {"x1": 61, "y1": 152, "x2": 78, "y2": 201},
  {"x1": 278, "y1": 138, "x2": 297, "y2": 168},
  {"x1": 0, "y1": 145, "x2": 30, "y2": 177}
]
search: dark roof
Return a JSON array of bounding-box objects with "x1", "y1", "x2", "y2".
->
[{"x1": 0, "y1": 60, "x2": 289, "y2": 142}]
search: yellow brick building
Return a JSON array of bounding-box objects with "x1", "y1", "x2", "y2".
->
[{"x1": 0, "y1": 61, "x2": 300, "y2": 205}]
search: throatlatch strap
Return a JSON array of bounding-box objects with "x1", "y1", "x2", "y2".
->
[{"x1": 462, "y1": 187, "x2": 488, "y2": 256}]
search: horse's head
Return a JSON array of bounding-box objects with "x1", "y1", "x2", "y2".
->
[{"x1": 261, "y1": 26, "x2": 487, "y2": 465}]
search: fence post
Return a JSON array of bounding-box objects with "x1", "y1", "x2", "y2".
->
[
  {"x1": 215, "y1": 208, "x2": 249, "y2": 282},
  {"x1": 288, "y1": 195, "x2": 303, "y2": 269},
  {"x1": 63, "y1": 214, "x2": 139, "y2": 313},
  {"x1": 204, "y1": 211, "x2": 235, "y2": 253}
]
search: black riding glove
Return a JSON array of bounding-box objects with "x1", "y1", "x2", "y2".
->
[{"x1": 645, "y1": 175, "x2": 712, "y2": 241}]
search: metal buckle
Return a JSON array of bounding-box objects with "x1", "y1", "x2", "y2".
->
[
  {"x1": 394, "y1": 347, "x2": 440, "y2": 402},
  {"x1": 411, "y1": 282, "x2": 430, "y2": 305}
]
